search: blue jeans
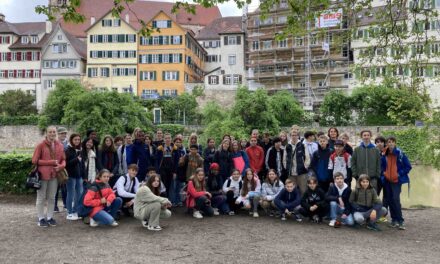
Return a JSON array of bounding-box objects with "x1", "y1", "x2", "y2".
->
[
  {"x1": 66, "y1": 177, "x2": 83, "y2": 214},
  {"x1": 54, "y1": 182, "x2": 67, "y2": 209},
  {"x1": 383, "y1": 181, "x2": 403, "y2": 223},
  {"x1": 169, "y1": 178, "x2": 182, "y2": 205},
  {"x1": 330, "y1": 201, "x2": 354, "y2": 226},
  {"x1": 93, "y1": 197, "x2": 122, "y2": 225},
  {"x1": 211, "y1": 194, "x2": 230, "y2": 213}
]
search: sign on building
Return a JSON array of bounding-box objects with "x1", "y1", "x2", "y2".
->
[{"x1": 315, "y1": 9, "x2": 343, "y2": 28}]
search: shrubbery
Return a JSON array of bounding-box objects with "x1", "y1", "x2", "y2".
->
[{"x1": 0, "y1": 154, "x2": 33, "y2": 194}]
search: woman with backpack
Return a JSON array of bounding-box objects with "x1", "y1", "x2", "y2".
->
[
  {"x1": 32, "y1": 126, "x2": 66, "y2": 227},
  {"x1": 65, "y1": 133, "x2": 85, "y2": 221},
  {"x1": 83, "y1": 169, "x2": 122, "y2": 227}
]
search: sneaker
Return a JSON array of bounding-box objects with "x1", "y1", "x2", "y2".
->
[
  {"x1": 312, "y1": 215, "x2": 320, "y2": 223},
  {"x1": 66, "y1": 214, "x2": 79, "y2": 221},
  {"x1": 213, "y1": 208, "x2": 220, "y2": 216},
  {"x1": 193, "y1": 210, "x2": 203, "y2": 219},
  {"x1": 147, "y1": 225, "x2": 162, "y2": 231},
  {"x1": 329, "y1": 220, "x2": 336, "y2": 227},
  {"x1": 47, "y1": 218, "x2": 57, "y2": 227},
  {"x1": 54, "y1": 207, "x2": 60, "y2": 213},
  {"x1": 249, "y1": 211, "x2": 253, "y2": 216},
  {"x1": 110, "y1": 221, "x2": 119, "y2": 227},
  {"x1": 73, "y1": 213, "x2": 82, "y2": 220},
  {"x1": 389, "y1": 221, "x2": 399, "y2": 228},
  {"x1": 292, "y1": 213, "x2": 303, "y2": 222},
  {"x1": 253, "y1": 212, "x2": 259, "y2": 218},
  {"x1": 334, "y1": 221, "x2": 342, "y2": 228},
  {"x1": 367, "y1": 223, "x2": 382, "y2": 231},
  {"x1": 90, "y1": 218, "x2": 99, "y2": 227},
  {"x1": 281, "y1": 214, "x2": 286, "y2": 221},
  {"x1": 398, "y1": 222, "x2": 406, "y2": 230},
  {"x1": 228, "y1": 211, "x2": 235, "y2": 216},
  {"x1": 38, "y1": 219, "x2": 49, "y2": 228},
  {"x1": 269, "y1": 210, "x2": 274, "y2": 217},
  {"x1": 377, "y1": 216, "x2": 388, "y2": 223},
  {"x1": 142, "y1": 221, "x2": 148, "y2": 227}
]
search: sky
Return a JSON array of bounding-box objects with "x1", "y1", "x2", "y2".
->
[{"x1": 0, "y1": 0, "x2": 260, "y2": 22}]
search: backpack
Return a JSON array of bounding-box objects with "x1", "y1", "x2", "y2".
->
[
  {"x1": 113, "y1": 175, "x2": 136, "y2": 195},
  {"x1": 330, "y1": 152, "x2": 350, "y2": 166},
  {"x1": 180, "y1": 183, "x2": 188, "y2": 203},
  {"x1": 226, "y1": 179, "x2": 243, "y2": 190},
  {"x1": 77, "y1": 183, "x2": 102, "y2": 218}
]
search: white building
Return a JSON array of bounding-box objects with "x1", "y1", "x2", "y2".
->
[
  {"x1": 0, "y1": 14, "x2": 52, "y2": 105},
  {"x1": 39, "y1": 23, "x2": 86, "y2": 109},
  {"x1": 196, "y1": 16, "x2": 246, "y2": 90}
]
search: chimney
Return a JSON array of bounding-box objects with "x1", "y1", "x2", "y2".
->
[
  {"x1": 125, "y1": 14, "x2": 129, "y2": 24},
  {"x1": 45, "y1": 20, "x2": 52, "y2": 33},
  {"x1": 91, "y1": 16, "x2": 95, "y2": 25},
  {"x1": 0, "y1": 13, "x2": 5, "y2": 22}
]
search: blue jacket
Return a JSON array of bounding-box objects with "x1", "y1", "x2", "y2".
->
[
  {"x1": 311, "y1": 145, "x2": 332, "y2": 182},
  {"x1": 131, "y1": 139, "x2": 151, "y2": 181},
  {"x1": 274, "y1": 187, "x2": 301, "y2": 208},
  {"x1": 326, "y1": 183, "x2": 352, "y2": 215},
  {"x1": 380, "y1": 147, "x2": 411, "y2": 184}
]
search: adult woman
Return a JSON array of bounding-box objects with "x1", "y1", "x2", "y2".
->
[
  {"x1": 83, "y1": 169, "x2": 122, "y2": 227},
  {"x1": 99, "y1": 135, "x2": 119, "y2": 187},
  {"x1": 81, "y1": 137, "x2": 100, "y2": 183},
  {"x1": 186, "y1": 168, "x2": 214, "y2": 219},
  {"x1": 65, "y1": 133, "x2": 85, "y2": 221},
  {"x1": 32, "y1": 126, "x2": 66, "y2": 227},
  {"x1": 134, "y1": 174, "x2": 172, "y2": 231}
]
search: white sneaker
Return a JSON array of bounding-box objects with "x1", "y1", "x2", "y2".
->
[
  {"x1": 66, "y1": 214, "x2": 79, "y2": 221},
  {"x1": 90, "y1": 218, "x2": 99, "y2": 227},
  {"x1": 73, "y1": 213, "x2": 82, "y2": 220},
  {"x1": 142, "y1": 221, "x2": 148, "y2": 227},
  {"x1": 253, "y1": 212, "x2": 259, "y2": 218},
  {"x1": 110, "y1": 221, "x2": 119, "y2": 227},
  {"x1": 147, "y1": 225, "x2": 162, "y2": 231},
  {"x1": 228, "y1": 211, "x2": 235, "y2": 216},
  {"x1": 193, "y1": 210, "x2": 203, "y2": 219},
  {"x1": 213, "y1": 208, "x2": 220, "y2": 216},
  {"x1": 329, "y1": 220, "x2": 336, "y2": 227}
]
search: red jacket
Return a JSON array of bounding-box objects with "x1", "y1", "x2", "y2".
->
[
  {"x1": 246, "y1": 145, "x2": 265, "y2": 174},
  {"x1": 32, "y1": 139, "x2": 66, "y2": 181},
  {"x1": 186, "y1": 179, "x2": 207, "y2": 209},
  {"x1": 83, "y1": 180, "x2": 116, "y2": 217}
]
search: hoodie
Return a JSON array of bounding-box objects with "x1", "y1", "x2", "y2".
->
[
  {"x1": 274, "y1": 187, "x2": 301, "y2": 208},
  {"x1": 381, "y1": 147, "x2": 412, "y2": 184},
  {"x1": 310, "y1": 145, "x2": 332, "y2": 182},
  {"x1": 222, "y1": 176, "x2": 243, "y2": 198},
  {"x1": 326, "y1": 182, "x2": 352, "y2": 215},
  {"x1": 131, "y1": 139, "x2": 151, "y2": 181},
  {"x1": 351, "y1": 142, "x2": 381, "y2": 179},
  {"x1": 301, "y1": 187, "x2": 327, "y2": 211},
  {"x1": 349, "y1": 179, "x2": 382, "y2": 212},
  {"x1": 261, "y1": 180, "x2": 284, "y2": 201}
]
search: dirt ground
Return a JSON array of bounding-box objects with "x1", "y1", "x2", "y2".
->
[{"x1": 0, "y1": 195, "x2": 439, "y2": 264}]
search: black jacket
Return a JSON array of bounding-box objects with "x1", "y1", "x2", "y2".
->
[
  {"x1": 206, "y1": 173, "x2": 224, "y2": 196},
  {"x1": 326, "y1": 183, "x2": 352, "y2": 215},
  {"x1": 301, "y1": 187, "x2": 328, "y2": 210},
  {"x1": 203, "y1": 147, "x2": 216, "y2": 175},
  {"x1": 65, "y1": 145, "x2": 85, "y2": 179},
  {"x1": 214, "y1": 149, "x2": 233, "y2": 182}
]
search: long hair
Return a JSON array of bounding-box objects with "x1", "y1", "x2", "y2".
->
[
  {"x1": 265, "y1": 169, "x2": 279, "y2": 186},
  {"x1": 328, "y1": 127, "x2": 340, "y2": 140},
  {"x1": 242, "y1": 168, "x2": 257, "y2": 196},
  {"x1": 191, "y1": 168, "x2": 205, "y2": 192},
  {"x1": 146, "y1": 174, "x2": 161, "y2": 196},
  {"x1": 100, "y1": 135, "x2": 115, "y2": 152},
  {"x1": 69, "y1": 133, "x2": 81, "y2": 149}
]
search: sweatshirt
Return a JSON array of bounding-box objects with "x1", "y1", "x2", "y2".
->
[
  {"x1": 222, "y1": 176, "x2": 243, "y2": 198},
  {"x1": 134, "y1": 185, "x2": 170, "y2": 220},
  {"x1": 261, "y1": 180, "x2": 284, "y2": 201},
  {"x1": 114, "y1": 174, "x2": 140, "y2": 199},
  {"x1": 246, "y1": 145, "x2": 265, "y2": 174},
  {"x1": 349, "y1": 180, "x2": 382, "y2": 212},
  {"x1": 326, "y1": 183, "x2": 352, "y2": 215},
  {"x1": 274, "y1": 187, "x2": 301, "y2": 208},
  {"x1": 301, "y1": 187, "x2": 327, "y2": 210}
]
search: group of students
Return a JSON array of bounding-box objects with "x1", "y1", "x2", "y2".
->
[{"x1": 31, "y1": 125, "x2": 411, "y2": 232}]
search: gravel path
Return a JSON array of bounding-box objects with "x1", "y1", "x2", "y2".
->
[{"x1": 0, "y1": 197, "x2": 439, "y2": 264}]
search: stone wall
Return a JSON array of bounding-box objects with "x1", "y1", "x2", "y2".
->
[{"x1": 196, "y1": 89, "x2": 237, "y2": 108}]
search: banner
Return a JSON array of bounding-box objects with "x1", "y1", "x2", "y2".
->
[
  {"x1": 316, "y1": 9, "x2": 343, "y2": 28},
  {"x1": 322, "y1": 42, "x2": 330, "y2": 52}
]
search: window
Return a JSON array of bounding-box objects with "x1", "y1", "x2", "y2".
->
[
  {"x1": 53, "y1": 43, "x2": 67, "y2": 53},
  {"x1": 91, "y1": 35, "x2": 98, "y2": 43},
  {"x1": 344, "y1": 73, "x2": 353, "y2": 79},
  {"x1": 102, "y1": 19, "x2": 112, "y2": 27},
  {"x1": 228, "y1": 55, "x2": 236, "y2": 65},
  {"x1": 172, "y1": 53, "x2": 181, "y2": 63},
  {"x1": 140, "y1": 71, "x2": 156, "y2": 81},
  {"x1": 57, "y1": 0, "x2": 67, "y2": 5},
  {"x1": 278, "y1": 16, "x2": 287, "y2": 24},
  {"x1": 12, "y1": 52, "x2": 17, "y2": 61},
  {"x1": 163, "y1": 89, "x2": 177, "y2": 96},
  {"x1": 17, "y1": 70, "x2": 23, "y2": 78},
  {"x1": 142, "y1": 89, "x2": 158, "y2": 98},
  {"x1": 263, "y1": 40, "x2": 272, "y2": 50},
  {"x1": 154, "y1": 20, "x2": 171, "y2": 28},
  {"x1": 261, "y1": 17, "x2": 273, "y2": 25},
  {"x1": 280, "y1": 0, "x2": 288, "y2": 8},
  {"x1": 88, "y1": 68, "x2": 98, "y2": 77},
  {"x1": 299, "y1": 82, "x2": 306, "y2": 88},
  {"x1": 224, "y1": 75, "x2": 232, "y2": 85},
  {"x1": 128, "y1": 51, "x2": 135, "y2": 58},
  {"x1": 127, "y1": 34, "x2": 135, "y2": 43},
  {"x1": 68, "y1": 60, "x2": 76, "y2": 68},
  {"x1": 114, "y1": 19, "x2": 121, "y2": 27},
  {"x1": 101, "y1": 67, "x2": 110, "y2": 77},
  {"x1": 326, "y1": 32, "x2": 333, "y2": 43},
  {"x1": 43, "y1": 61, "x2": 51, "y2": 68},
  {"x1": 278, "y1": 39, "x2": 287, "y2": 48},
  {"x1": 172, "y1": 35, "x2": 181, "y2": 45},
  {"x1": 318, "y1": 80, "x2": 326, "y2": 87},
  {"x1": 342, "y1": 45, "x2": 349, "y2": 57},
  {"x1": 163, "y1": 71, "x2": 179, "y2": 81},
  {"x1": 31, "y1": 35, "x2": 38, "y2": 43},
  {"x1": 60, "y1": 60, "x2": 67, "y2": 68},
  {"x1": 208, "y1": 75, "x2": 219, "y2": 85},
  {"x1": 0, "y1": 71, "x2": 5, "y2": 78},
  {"x1": 311, "y1": 34, "x2": 317, "y2": 45},
  {"x1": 57, "y1": 35, "x2": 62, "y2": 40},
  {"x1": 228, "y1": 36, "x2": 237, "y2": 45},
  {"x1": 295, "y1": 37, "x2": 303, "y2": 46},
  {"x1": 233, "y1": 74, "x2": 241, "y2": 84},
  {"x1": 252, "y1": 41, "x2": 259, "y2": 51},
  {"x1": 52, "y1": 60, "x2": 59, "y2": 68},
  {"x1": 25, "y1": 70, "x2": 31, "y2": 78},
  {"x1": 46, "y1": 80, "x2": 53, "y2": 88}
]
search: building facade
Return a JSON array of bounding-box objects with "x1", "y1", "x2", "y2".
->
[
  {"x1": 137, "y1": 11, "x2": 206, "y2": 99},
  {"x1": 39, "y1": 24, "x2": 86, "y2": 109},
  {"x1": 197, "y1": 16, "x2": 246, "y2": 90}
]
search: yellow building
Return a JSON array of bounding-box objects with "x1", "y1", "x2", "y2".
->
[
  {"x1": 84, "y1": 11, "x2": 138, "y2": 94},
  {"x1": 138, "y1": 11, "x2": 206, "y2": 98}
]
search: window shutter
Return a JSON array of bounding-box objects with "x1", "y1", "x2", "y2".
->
[
  {"x1": 223, "y1": 75, "x2": 226, "y2": 84},
  {"x1": 90, "y1": 35, "x2": 93, "y2": 43},
  {"x1": 0, "y1": 37, "x2": 2, "y2": 44},
  {"x1": 98, "y1": 35, "x2": 103, "y2": 43},
  {"x1": 426, "y1": 65, "x2": 433, "y2": 77},
  {"x1": 22, "y1": 69, "x2": 26, "y2": 77},
  {"x1": 153, "y1": 71, "x2": 156, "y2": 80},
  {"x1": 148, "y1": 54, "x2": 152, "y2": 63},
  {"x1": 179, "y1": 35, "x2": 183, "y2": 44},
  {"x1": 37, "y1": 52, "x2": 40, "y2": 60},
  {"x1": 7, "y1": 36, "x2": 10, "y2": 43},
  {"x1": 237, "y1": 36, "x2": 241, "y2": 45},
  {"x1": 162, "y1": 71, "x2": 165, "y2": 80},
  {"x1": 30, "y1": 70, "x2": 34, "y2": 78},
  {"x1": 159, "y1": 54, "x2": 163, "y2": 63},
  {"x1": 176, "y1": 71, "x2": 179, "y2": 80},
  {"x1": 159, "y1": 36, "x2": 163, "y2": 45},
  {"x1": 179, "y1": 54, "x2": 183, "y2": 63},
  {"x1": 167, "y1": 20, "x2": 172, "y2": 28},
  {"x1": 153, "y1": 21, "x2": 157, "y2": 28},
  {"x1": 101, "y1": 20, "x2": 104, "y2": 26},
  {"x1": 17, "y1": 52, "x2": 21, "y2": 61},
  {"x1": 108, "y1": 35, "x2": 113, "y2": 42},
  {"x1": 7, "y1": 52, "x2": 11, "y2": 61},
  {"x1": 224, "y1": 36, "x2": 228, "y2": 45},
  {"x1": 88, "y1": 68, "x2": 92, "y2": 77},
  {"x1": 13, "y1": 70, "x2": 17, "y2": 78},
  {"x1": 169, "y1": 54, "x2": 173, "y2": 63},
  {"x1": 239, "y1": 75, "x2": 242, "y2": 83},
  {"x1": 125, "y1": 51, "x2": 129, "y2": 57}
]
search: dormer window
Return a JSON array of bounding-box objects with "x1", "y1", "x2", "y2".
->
[
  {"x1": 31, "y1": 35, "x2": 39, "y2": 43},
  {"x1": 21, "y1": 36, "x2": 29, "y2": 44}
]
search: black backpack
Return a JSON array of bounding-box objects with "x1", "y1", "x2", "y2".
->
[{"x1": 77, "y1": 183, "x2": 102, "y2": 218}]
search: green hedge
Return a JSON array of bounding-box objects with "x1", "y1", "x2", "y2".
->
[
  {"x1": 0, "y1": 115, "x2": 39, "y2": 126},
  {"x1": 155, "y1": 124, "x2": 185, "y2": 136},
  {"x1": 382, "y1": 127, "x2": 430, "y2": 163},
  {"x1": 0, "y1": 154, "x2": 33, "y2": 194}
]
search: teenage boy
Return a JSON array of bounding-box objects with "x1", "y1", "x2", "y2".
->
[
  {"x1": 114, "y1": 164, "x2": 140, "y2": 216},
  {"x1": 381, "y1": 136, "x2": 412, "y2": 230},
  {"x1": 274, "y1": 178, "x2": 303, "y2": 221},
  {"x1": 153, "y1": 129, "x2": 164, "y2": 147},
  {"x1": 265, "y1": 137, "x2": 287, "y2": 182},
  {"x1": 301, "y1": 176, "x2": 328, "y2": 223},
  {"x1": 131, "y1": 130, "x2": 151, "y2": 182},
  {"x1": 374, "y1": 135, "x2": 388, "y2": 216},
  {"x1": 284, "y1": 130, "x2": 310, "y2": 195},
  {"x1": 328, "y1": 139, "x2": 352, "y2": 186},
  {"x1": 156, "y1": 133, "x2": 178, "y2": 199},
  {"x1": 326, "y1": 172, "x2": 354, "y2": 227},
  {"x1": 179, "y1": 145, "x2": 204, "y2": 182},
  {"x1": 311, "y1": 135, "x2": 332, "y2": 192},
  {"x1": 352, "y1": 130, "x2": 381, "y2": 192},
  {"x1": 303, "y1": 131, "x2": 318, "y2": 163}
]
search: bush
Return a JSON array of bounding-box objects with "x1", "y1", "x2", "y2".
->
[
  {"x1": 382, "y1": 127, "x2": 430, "y2": 163},
  {"x1": 155, "y1": 124, "x2": 185, "y2": 136},
  {"x1": 0, "y1": 154, "x2": 33, "y2": 194},
  {"x1": 0, "y1": 115, "x2": 39, "y2": 126}
]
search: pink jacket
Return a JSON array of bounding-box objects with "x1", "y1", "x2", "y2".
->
[
  {"x1": 32, "y1": 139, "x2": 66, "y2": 181},
  {"x1": 186, "y1": 180, "x2": 207, "y2": 209}
]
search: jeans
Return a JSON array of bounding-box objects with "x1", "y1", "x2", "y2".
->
[
  {"x1": 226, "y1": 191, "x2": 241, "y2": 212},
  {"x1": 211, "y1": 195, "x2": 230, "y2": 213},
  {"x1": 66, "y1": 177, "x2": 83, "y2": 214},
  {"x1": 36, "y1": 178, "x2": 58, "y2": 220},
  {"x1": 54, "y1": 182, "x2": 67, "y2": 210},
  {"x1": 169, "y1": 178, "x2": 182, "y2": 205},
  {"x1": 274, "y1": 199, "x2": 301, "y2": 215},
  {"x1": 195, "y1": 196, "x2": 214, "y2": 216},
  {"x1": 93, "y1": 197, "x2": 122, "y2": 225},
  {"x1": 329, "y1": 201, "x2": 354, "y2": 226},
  {"x1": 353, "y1": 207, "x2": 388, "y2": 224},
  {"x1": 383, "y1": 181, "x2": 403, "y2": 223}
]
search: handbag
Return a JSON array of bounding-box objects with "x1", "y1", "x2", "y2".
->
[
  {"x1": 47, "y1": 143, "x2": 69, "y2": 184},
  {"x1": 26, "y1": 165, "x2": 41, "y2": 190}
]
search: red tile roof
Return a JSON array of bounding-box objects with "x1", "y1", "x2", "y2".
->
[
  {"x1": 196, "y1": 16, "x2": 243, "y2": 40},
  {"x1": 60, "y1": 0, "x2": 222, "y2": 38}
]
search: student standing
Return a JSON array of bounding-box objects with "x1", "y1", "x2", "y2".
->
[
  {"x1": 328, "y1": 140, "x2": 352, "y2": 186},
  {"x1": 117, "y1": 133, "x2": 133, "y2": 176},
  {"x1": 203, "y1": 138, "x2": 217, "y2": 175},
  {"x1": 156, "y1": 133, "x2": 178, "y2": 199},
  {"x1": 131, "y1": 131, "x2": 151, "y2": 182},
  {"x1": 284, "y1": 130, "x2": 310, "y2": 195},
  {"x1": 54, "y1": 126, "x2": 68, "y2": 212},
  {"x1": 179, "y1": 145, "x2": 204, "y2": 182},
  {"x1": 310, "y1": 135, "x2": 332, "y2": 192},
  {"x1": 81, "y1": 137, "x2": 100, "y2": 183},
  {"x1": 214, "y1": 139, "x2": 233, "y2": 184},
  {"x1": 327, "y1": 127, "x2": 339, "y2": 152},
  {"x1": 303, "y1": 131, "x2": 318, "y2": 162},
  {"x1": 65, "y1": 133, "x2": 84, "y2": 221},
  {"x1": 246, "y1": 136, "x2": 265, "y2": 181},
  {"x1": 231, "y1": 140, "x2": 250, "y2": 177},
  {"x1": 98, "y1": 135, "x2": 119, "y2": 187},
  {"x1": 265, "y1": 137, "x2": 287, "y2": 182},
  {"x1": 187, "y1": 133, "x2": 203, "y2": 155}
]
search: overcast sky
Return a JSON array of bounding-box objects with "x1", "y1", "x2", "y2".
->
[{"x1": 0, "y1": 0, "x2": 260, "y2": 22}]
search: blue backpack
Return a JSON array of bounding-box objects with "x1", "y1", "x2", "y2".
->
[{"x1": 77, "y1": 183, "x2": 102, "y2": 218}]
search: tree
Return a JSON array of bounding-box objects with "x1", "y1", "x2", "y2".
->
[
  {"x1": 351, "y1": 85, "x2": 395, "y2": 125},
  {"x1": 62, "y1": 91, "x2": 153, "y2": 137},
  {"x1": 319, "y1": 90, "x2": 352, "y2": 126},
  {"x1": 201, "y1": 101, "x2": 228, "y2": 125},
  {"x1": 268, "y1": 91, "x2": 304, "y2": 127},
  {"x1": 42, "y1": 79, "x2": 86, "y2": 124},
  {"x1": 0, "y1": 90, "x2": 37, "y2": 116}
]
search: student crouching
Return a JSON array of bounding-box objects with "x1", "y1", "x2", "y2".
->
[
  {"x1": 187, "y1": 168, "x2": 215, "y2": 219},
  {"x1": 206, "y1": 163, "x2": 231, "y2": 215},
  {"x1": 236, "y1": 169, "x2": 261, "y2": 218},
  {"x1": 274, "y1": 178, "x2": 302, "y2": 221},
  {"x1": 83, "y1": 169, "x2": 122, "y2": 227},
  {"x1": 301, "y1": 176, "x2": 328, "y2": 223},
  {"x1": 260, "y1": 169, "x2": 284, "y2": 216},
  {"x1": 114, "y1": 164, "x2": 140, "y2": 216},
  {"x1": 222, "y1": 169, "x2": 243, "y2": 215},
  {"x1": 326, "y1": 172, "x2": 354, "y2": 227}
]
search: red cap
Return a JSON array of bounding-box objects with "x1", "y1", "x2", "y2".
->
[{"x1": 210, "y1": 163, "x2": 220, "y2": 170}]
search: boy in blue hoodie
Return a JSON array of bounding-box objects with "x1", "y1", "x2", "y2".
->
[
  {"x1": 311, "y1": 135, "x2": 332, "y2": 192},
  {"x1": 326, "y1": 172, "x2": 354, "y2": 227},
  {"x1": 274, "y1": 178, "x2": 302, "y2": 221}
]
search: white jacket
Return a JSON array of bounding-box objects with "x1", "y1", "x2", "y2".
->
[
  {"x1": 222, "y1": 177, "x2": 243, "y2": 198},
  {"x1": 261, "y1": 180, "x2": 284, "y2": 201}
]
